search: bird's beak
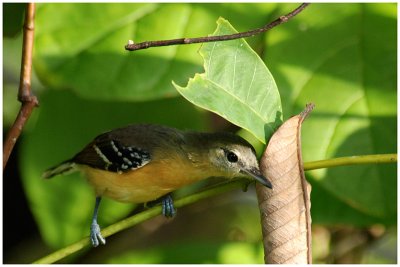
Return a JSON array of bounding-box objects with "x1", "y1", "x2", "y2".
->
[{"x1": 240, "y1": 168, "x2": 272, "y2": 189}]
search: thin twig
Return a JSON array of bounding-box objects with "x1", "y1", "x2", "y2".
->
[
  {"x1": 125, "y1": 3, "x2": 310, "y2": 51},
  {"x1": 3, "y1": 3, "x2": 38, "y2": 170}
]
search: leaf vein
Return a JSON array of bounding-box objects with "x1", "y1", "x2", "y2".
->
[{"x1": 246, "y1": 60, "x2": 257, "y2": 102}]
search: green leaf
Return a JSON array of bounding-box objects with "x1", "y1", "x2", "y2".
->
[
  {"x1": 20, "y1": 90, "x2": 207, "y2": 248},
  {"x1": 309, "y1": 179, "x2": 389, "y2": 226},
  {"x1": 34, "y1": 3, "x2": 198, "y2": 101},
  {"x1": 266, "y1": 3, "x2": 396, "y2": 224},
  {"x1": 33, "y1": 3, "x2": 277, "y2": 102},
  {"x1": 174, "y1": 18, "x2": 282, "y2": 143}
]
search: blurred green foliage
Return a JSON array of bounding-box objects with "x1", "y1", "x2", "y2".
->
[
  {"x1": 32, "y1": 3, "x2": 276, "y2": 101},
  {"x1": 3, "y1": 3, "x2": 396, "y2": 264},
  {"x1": 107, "y1": 241, "x2": 264, "y2": 264},
  {"x1": 266, "y1": 3, "x2": 396, "y2": 224},
  {"x1": 3, "y1": 3, "x2": 25, "y2": 37}
]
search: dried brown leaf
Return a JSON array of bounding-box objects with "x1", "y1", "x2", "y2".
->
[{"x1": 256, "y1": 103, "x2": 314, "y2": 264}]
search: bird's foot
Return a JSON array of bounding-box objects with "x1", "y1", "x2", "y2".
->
[
  {"x1": 90, "y1": 223, "x2": 106, "y2": 247},
  {"x1": 162, "y1": 194, "x2": 176, "y2": 218}
]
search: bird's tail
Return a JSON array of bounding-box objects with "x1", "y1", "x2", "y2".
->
[{"x1": 42, "y1": 161, "x2": 77, "y2": 179}]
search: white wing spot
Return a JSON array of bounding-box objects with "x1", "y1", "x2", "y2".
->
[
  {"x1": 93, "y1": 145, "x2": 112, "y2": 165},
  {"x1": 123, "y1": 157, "x2": 133, "y2": 165},
  {"x1": 110, "y1": 140, "x2": 119, "y2": 153}
]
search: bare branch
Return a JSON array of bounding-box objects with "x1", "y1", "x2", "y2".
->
[
  {"x1": 3, "y1": 3, "x2": 38, "y2": 170},
  {"x1": 125, "y1": 3, "x2": 310, "y2": 51}
]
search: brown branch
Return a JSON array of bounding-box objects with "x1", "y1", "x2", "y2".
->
[
  {"x1": 3, "y1": 3, "x2": 38, "y2": 170},
  {"x1": 125, "y1": 3, "x2": 310, "y2": 51}
]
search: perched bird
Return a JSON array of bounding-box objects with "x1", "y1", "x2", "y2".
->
[{"x1": 43, "y1": 124, "x2": 272, "y2": 247}]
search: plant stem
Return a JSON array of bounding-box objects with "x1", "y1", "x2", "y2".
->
[
  {"x1": 125, "y1": 3, "x2": 310, "y2": 51},
  {"x1": 32, "y1": 153, "x2": 396, "y2": 264},
  {"x1": 3, "y1": 3, "x2": 38, "y2": 170},
  {"x1": 303, "y1": 154, "x2": 397, "y2": 171}
]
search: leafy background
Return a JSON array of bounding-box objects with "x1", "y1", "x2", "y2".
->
[{"x1": 3, "y1": 3, "x2": 396, "y2": 264}]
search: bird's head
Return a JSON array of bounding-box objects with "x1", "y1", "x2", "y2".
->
[{"x1": 205, "y1": 133, "x2": 272, "y2": 189}]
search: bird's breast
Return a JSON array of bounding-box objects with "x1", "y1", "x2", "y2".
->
[{"x1": 79, "y1": 157, "x2": 208, "y2": 203}]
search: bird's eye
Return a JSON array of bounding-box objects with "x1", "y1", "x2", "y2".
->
[{"x1": 226, "y1": 151, "x2": 238, "y2": 163}]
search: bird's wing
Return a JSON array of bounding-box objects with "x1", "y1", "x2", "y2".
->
[
  {"x1": 72, "y1": 124, "x2": 188, "y2": 173},
  {"x1": 73, "y1": 134, "x2": 151, "y2": 173}
]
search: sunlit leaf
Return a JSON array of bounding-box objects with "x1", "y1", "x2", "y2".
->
[
  {"x1": 174, "y1": 18, "x2": 282, "y2": 143},
  {"x1": 266, "y1": 3, "x2": 396, "y2": 223}
]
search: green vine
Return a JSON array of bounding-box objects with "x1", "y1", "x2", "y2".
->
[{"x1": 303, "y1": 154, "x2": 396, "y2": 170}]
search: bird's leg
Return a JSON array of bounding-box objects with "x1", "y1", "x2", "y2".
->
[
  {"x1": 90, "y1": 196, "x2": 106, "y2": 247},
  {"x1": 161, "y1": 194, "x2": 176, "y2": 218}
]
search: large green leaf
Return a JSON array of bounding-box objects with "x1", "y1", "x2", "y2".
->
[
  {"x1": 20, "y1": 90, "x2": 207, "y2": 248},
  {"x1": 266, "y1": 3, "x2": 396, "y2": 224},
  {"x1": 174, "y1": 18, "x2": 282, "y2": 143},
  {"x1": 34, "y1": 3, "x2": 277, "y2": 101}
]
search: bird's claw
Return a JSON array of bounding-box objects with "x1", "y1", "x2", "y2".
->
[
  {"x1": 162, "y1": 194, "x2": 176, "y2": 218},
  {"x1": 90, "y1": 223, "x2": 106, "y2": 247}
]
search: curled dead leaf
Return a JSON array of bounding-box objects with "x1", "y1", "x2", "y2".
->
[{"x1": 256, "y1": 103, "x2": 314, "y2": 264}]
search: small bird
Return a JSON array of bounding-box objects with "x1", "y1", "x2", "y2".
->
[{"x1": 43, "y1": 124, "x2": 272, "y2": 247}]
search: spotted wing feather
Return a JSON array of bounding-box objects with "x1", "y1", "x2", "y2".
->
[{"x1": 74, "y1": 139, "x2": 151, "y2": 173}]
